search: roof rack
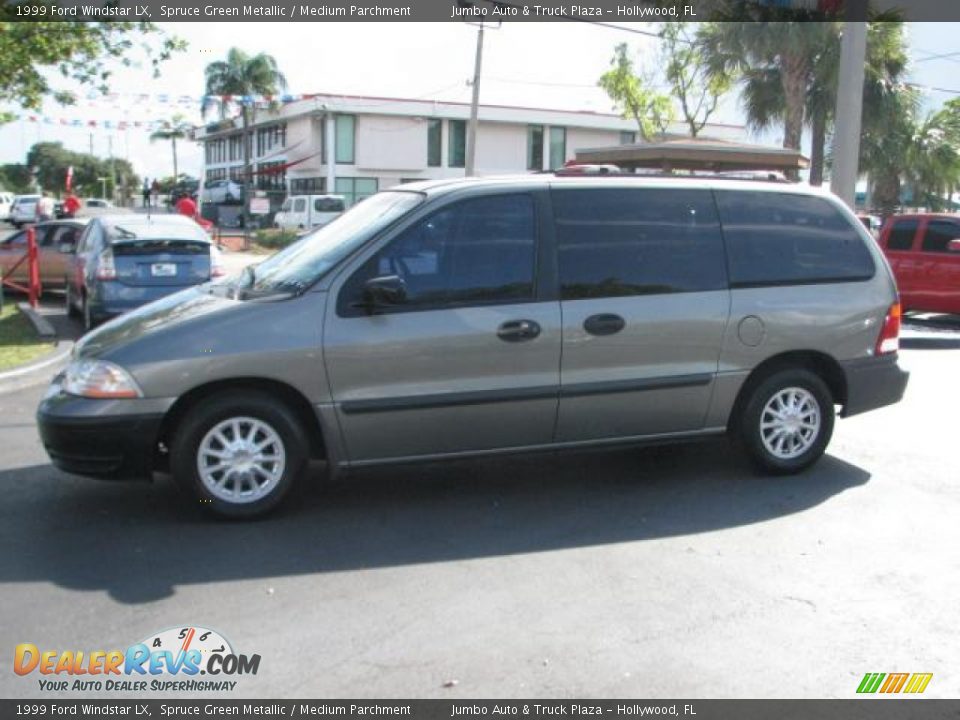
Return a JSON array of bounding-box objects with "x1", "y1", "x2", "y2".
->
[{"x1": 552, "y1": 164, "x2": 794, "y2": 183}]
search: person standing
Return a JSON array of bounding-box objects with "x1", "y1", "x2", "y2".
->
[
  {"x1": 63, "y1": 193, "x2": 81, "y2": 219},
  {"x1": 142, "y1": 178, "x2": 151, "y2": 209},
  {"x1": 151, "y1": 179, "x2": 161, "y2": 207},
  {"x1": 35, "y1": 191, "x2": 55, "y2": 222}
]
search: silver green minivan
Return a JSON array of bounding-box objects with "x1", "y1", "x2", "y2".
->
[{"x1": 38, "y1": 175, "x2": 909, "y2": 518}]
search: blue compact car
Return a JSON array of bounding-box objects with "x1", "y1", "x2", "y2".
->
[{"x1": 65, "y1": 214, "x2": 225, "y2": 331}]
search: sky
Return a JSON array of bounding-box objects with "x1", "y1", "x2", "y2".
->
[{"x1": 1, "y1": 21, "x2": 959, "y2": 182}]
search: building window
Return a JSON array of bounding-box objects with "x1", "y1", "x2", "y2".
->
[
  {"x1": 448, "y1": 119, "x2": 466, "y2": 168},
  {"x1": 527, "y1": 125, "x2": 544, "y2": 171},
  {"x1": 335, "y1": 177, "x2": 378, "y2": 206},
  {"x1": 255, "y1": 123, "x2": 287, "y2": 157},
  {"x1": 228, "y1": 166, "x2": 243, "y2": 182},
  {"x1": 427, "y1": 118, "x2": 443, "y2": 167},
  {"x1": 205, "y1": 168, "x2": 227, "y2": 182},
  {"x1": 290, "y1": 177, "x2": 326, "y2": 194},
  {"x1": 335, "y1": 115, "x2": 355, "y2": 164},
  {"x1": 549, "y1": 127, "x2": 566, "y2": 170},
  {"x1": 256, "y1": 161, "x2": 287, "y2": 191},
  {"x1": 228, "y1": 135, "x2": 243, "y2": 161},
  {"x1": 620, "y1": 131, "x2": 636, "y2": 145}
]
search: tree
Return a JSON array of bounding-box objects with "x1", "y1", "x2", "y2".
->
[
  {"x1": 599, "y1": 44, "x2": 674, "y2": 141},
  {"x1": 202, "y1": 48, "x2": 287, "y2": 232},
  {"x1": 0, "y1": 164, "x2": 33, "y2": 194},
  {"x1": 0, "y1": 18, "x2": 183, "y2": 112},
  {"x1": 660, "y1": 23, "x2": 731, "y2": 138},
  {"x1": 698, "y1": 19, "x2": 830, "y2": 154},
  {"x1": 22, "y1": 142, "x2": 137, "y2": 198},
  {"x1": 150, "y1": 116, "x2": 192, "y2": 182}
]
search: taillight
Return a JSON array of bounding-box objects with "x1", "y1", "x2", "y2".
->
[
  {"x1": 96, "y1": 248, "x2": 117, "y2": 280},
  {"x1": 875, "y1": 302, "x2": 901, "y2": 355},
  {"x1": 210, "y1": 246, "x2": 226, "y2": 278}
]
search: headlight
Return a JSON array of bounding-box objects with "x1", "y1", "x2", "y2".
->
[{"x1": 63, "y1": 360, "x2": 142, "y2": 399}]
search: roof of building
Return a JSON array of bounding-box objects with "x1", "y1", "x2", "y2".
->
[
  {"x1": 575, "y1": 138, "x2": 809, "y2": 172},
  {"x1": 194, "y1": 92, "x2": 745, "y2": 139}
]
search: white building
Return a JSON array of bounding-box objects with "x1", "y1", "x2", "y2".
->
[{"x1": 194, "y1": 92, "x2": 745, "y2": 206}]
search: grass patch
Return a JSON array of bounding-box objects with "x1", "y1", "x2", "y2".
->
[
  {"x1": 253, "y1": 228, "x2": 300, "y2": 251},
  {"x1": 0, "y1": 302, "x2": 55, "y2": 372}
]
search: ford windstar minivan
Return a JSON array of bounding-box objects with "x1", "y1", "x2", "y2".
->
[{"x1": 38, "y1": 174, "x2": 909, "y2": 518}]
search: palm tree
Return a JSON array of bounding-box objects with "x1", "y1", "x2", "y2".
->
[
  {"x1": 202, "y1": 48, "x2": 287, "y2": 230},
  {"x1": 149, "y1": 115, "x2": 191, "y2": 182},
  {"x1": 698, "y1": 18, "x2": 829, "y2": 154}
]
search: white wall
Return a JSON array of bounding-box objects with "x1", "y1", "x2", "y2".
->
[
  {"x1": 475, "y1": 123, "x2": 528, "y2": 174},
  {"x1": 355, "y1": 115, "x2": 429, "y2": 172}
]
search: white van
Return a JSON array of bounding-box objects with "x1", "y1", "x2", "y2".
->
[
  {"x1": 9, "y1": 195, "x2": 41, "y2": 227},
  {"x1": 274, "y1": 194, "x2": 346, "y2": 231}
]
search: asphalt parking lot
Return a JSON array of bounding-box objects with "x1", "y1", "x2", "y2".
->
[{"x1": 0, "y1": 302, "x2": 958, "y2": 699}]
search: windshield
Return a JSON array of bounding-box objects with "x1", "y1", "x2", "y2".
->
[{"x1": 242, "y1": 190, "x2": 423, "y2": 293}]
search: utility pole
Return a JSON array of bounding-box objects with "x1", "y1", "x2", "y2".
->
[
  {"x1": 465, "y1": 20, "x2": 485, "y2": 177},
  {"x1": 107, "y1": 134, "x2": 116, "y2": 202},
  {"x1": 88, "y1": 133, "x2": 94, "y2": 156},
  {"x1": 830, "y1": 0, "x2": 869, "y2": 208}
]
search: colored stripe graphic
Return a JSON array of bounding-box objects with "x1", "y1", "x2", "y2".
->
[
  {"x1": 857, "y1": 673, "x2": 885, "y2": 693},
  {"x1": 880, "y1": 673, "x2": 909, "y2": 693},
  {"x1": 903, "y1": 673, "x2": 933, "y2": 694}
]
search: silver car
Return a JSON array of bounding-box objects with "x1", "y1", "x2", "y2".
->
[{"x1": 38, "y1": 175, "x2": 909, "y2": 518}]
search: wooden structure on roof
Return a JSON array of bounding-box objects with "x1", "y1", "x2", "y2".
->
[{"x1": 574, "y1": 138, "x2": 809, "y2": 174}]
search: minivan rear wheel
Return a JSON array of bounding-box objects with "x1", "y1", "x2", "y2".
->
[
  {"x1": 738, "y1": 368, "x2": 834, "y2": 474},
  {"x1": 170, "y1": 391, "x2": 308, "y2": 519}
]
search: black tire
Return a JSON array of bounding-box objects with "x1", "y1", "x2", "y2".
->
[
  {"x1": 170, "y1": 391, "x2": 308, "y2": 519},
  {"x1": 65, "y1": 282, "x2": 79, "y2": 319},
  {"x1": 82, "y1": 295, "x2": 96, "y2": 332},
  {"x1": 738, "y1": 368, "x2": 835, "y2": 475}
]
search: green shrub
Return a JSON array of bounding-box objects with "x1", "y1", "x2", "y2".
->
[{"x1": 254, "y1": 229, "x2": 299, "y2": 250}]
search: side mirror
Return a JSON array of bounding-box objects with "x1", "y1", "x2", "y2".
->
[
  {"x1": 360, "y1": 275, "x2": 407, "y2": 312},
  {"x1": 58, "y1": 242, "x2": 76, "y2": 254},
  {"x1": 948, "y1": 239, "x2": 960, "y2": 253}
]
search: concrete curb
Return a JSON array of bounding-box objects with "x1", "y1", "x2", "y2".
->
[
  {"x1": 16, "y1": 302, "x2": 56, "y2": 340},
  {"x1": 0, "y1": 341, "x2": 72, "y2": 395}
]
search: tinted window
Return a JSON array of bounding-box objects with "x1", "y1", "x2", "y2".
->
[
  {"x1": 339, "y1": 194, "x2": 537, "y2": 315},
  {"x1": 314, "y1": 197, "x2": 344, "y2": 212},
  {"x1": 553, "y1": 188, "x2": 726, "y2": 299},
  {"x1": 921, "y1": 220, "x2": 960, "y2": 253},
  {"x1": 887, "y1": 219, "x2": 918, "y2": 251},
  {"x1": 293, "y1": 198, "x2": 306, "y2": 213},
  {"x1": 716, "y1": 191, "x2": 874, "y2": 287}
]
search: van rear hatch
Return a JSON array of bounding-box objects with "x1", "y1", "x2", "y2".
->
[{"x1": 110, "y1": 238, "x2": 212, "y2": 287}]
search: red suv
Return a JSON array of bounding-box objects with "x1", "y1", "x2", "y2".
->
[{"x1": 878, "y1": 213, "x2": 960, "y2": 315}]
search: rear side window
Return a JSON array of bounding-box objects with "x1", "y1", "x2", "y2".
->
[
  {"x1": 552, "y1": 188, "x2": 726, "y2": 299},
  {"x1": 294, "y1": 198, "x2": 306, "y2": 212},
  {"x1": 921, "y1": 220, "x2": 960, "y2": 253},
  {"x1": 887, "y1": 219, "x2": 918, "y2": 251},
  {"x1": 716, "y1": 191, "x2": 874, "y2": 287},
  {"x1": 315, "y1": 197, "x2": 345, "y2": 212}
]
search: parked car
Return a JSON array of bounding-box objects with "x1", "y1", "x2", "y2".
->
[
  {"x1": 201, "y1": 180, "x2": 243, "y2": 204},
  {"x1": 64, "y1": 213, "x2": 226, "y2": 331},
  {"x1": 0, "y1": 219, "x2": 88, "y2": 288},
  {"x1": 0, "y1": 192, "x2": 14, "y2": 221},
  {"x1": 38, "y1": 175, "x2": 908, "y2": 519},
  {"x1": 274, "y1": 194, "x2": 346, "y2": 231},
  {"x1": 878, "y1": 212, "x2": 960, "y2": 315},
  {"x1": 9, "y1": 194, "x2": 41, "y2": 227}
]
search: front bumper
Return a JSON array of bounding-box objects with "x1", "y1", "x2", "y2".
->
[
  {"x1": 37, "y1": 381, "x2": 168, "y2": 480},
  {"x1": 841, "y1": 354, "x2": 910, "y2": 418}
]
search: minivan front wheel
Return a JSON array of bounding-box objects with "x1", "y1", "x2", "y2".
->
[
  {"x1": 171, "y1": 391, "x2": 307, "y2": 519},
  {"x1": 739, "y1": 369, "x2": 834, "y2": 474}
]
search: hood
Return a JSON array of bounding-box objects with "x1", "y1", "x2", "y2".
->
[{"x1": 74, "y1": 287, "x2": 232, "y2": 359}]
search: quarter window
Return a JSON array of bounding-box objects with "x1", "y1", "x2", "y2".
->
[
  {"x1": 887, "y1": 219, "x2": 918, "y2": 251},
  {"x1": 339, "y1": 193, "x2": 537, "y2": 315},
  {"x1": 715, "y1": 191, "x2": 875, "y2": 287},
  {"x1": 553, "y1": 188, "x2": 727, "y2": 299},
  {"x1": 921, "y1": 220, "x2": 960, "y2": 253}
]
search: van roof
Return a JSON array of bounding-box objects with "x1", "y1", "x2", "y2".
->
[{"x1": 396, "y1": 173, "x2": 836, "y2": 199}]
